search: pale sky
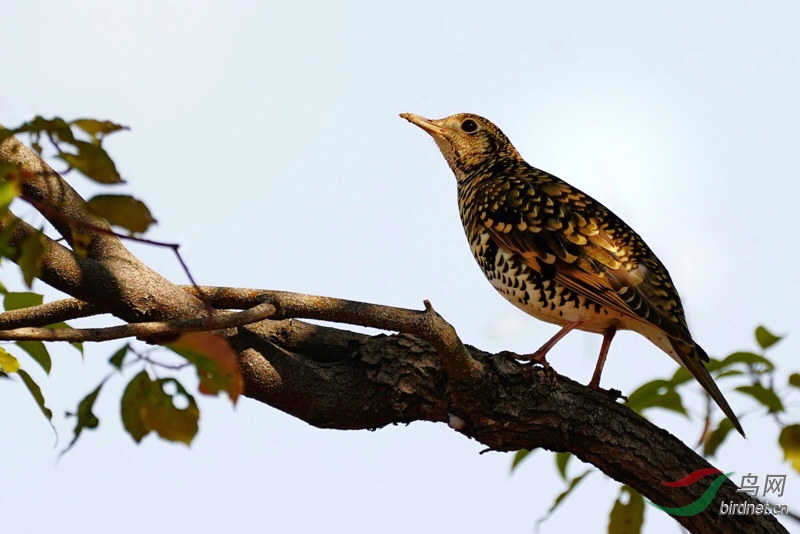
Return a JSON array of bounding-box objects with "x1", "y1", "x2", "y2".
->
[{"x1": 1, "y1": 1, "x2": 799, "y2": 533}]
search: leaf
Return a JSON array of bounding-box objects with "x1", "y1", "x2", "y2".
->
[
  {"x1": 18, "y1": 230, "x2": 47, "y2": 287},
  {"x1": 71, "y1": 119, "x2": 128, "y2": 146},
  {"x1": 108, "y1": 344, "x2": 129, "y2": 370},
  {"x1": 789, "y1": 374, "x2": 800, "y2": 389},
  {"x1": 626, "y1": 379, "x2": 687, "y2": 416},
  {"x1": 15, "y1": 341, "x2": 51, "y2": 374},
  {"x1": 510, "y1": 449, "x2": 533, "y2": 473},
  {"x1": 779, "y1": 425, "x2": 800, "y2": 473},
  {"x1": 14, "y1": 116, "x2": 75, "y2": 144},
  {"x1": 669, "y1": 366, "x2": 693, "y2": 387},
  {"x1": 57, "y1": 140, "x2": 124, "y2": 184},
  {"x1": 0, "y1": 218, "x2": 21, "y2": 260},
  {"x1": 121, "y1": 371, "x2": 199, "y2": 445},
  {"x1": 3, "y1": 291, "x2": 43, "y2": 311},
  {"x1": 710, "y1": 351, "x2": 775, "y2": 373},
  {"x1": 18, "y1": 369, "x2": 54, "y2": 428},
  {"x1": 70, "y1": 227, "x2": 92, "y2": 258},
  {"x1": 87, "y1": 194, "x2": 156, "y2": 234},
  {"x1": 168, "y1": 332, "x2": 244, "y2": 403},
  {"x1": 0, "y1": 177, "x2": 20, "y2": 212},
  {"x1": 0, "y1": 346, "x2": 20, "y2": 372},
  {"x1": 70, "y1": 342, "x2": 84, "y2": 356},
  {"x1": 63, "y1": 383, "x2": 103, "y2": 453},
  {"x1": 556, "y1": 451, "x2": 571, "y2": 480},
  {"x1": 608, "y1": 486, "x2": 644, "y2": 534},
  {"x1": 536, "y1": 470, "x2": 592, "y2": 527},
  {"x1": 703, "y1": 418, "x2": 735, "y2": 457},
  {"x1": 755, "y1": 326, "x2": 783, "y2": 350},
  {"x1": 735, "y1": 384, "x2": 784, "y2": 413}
]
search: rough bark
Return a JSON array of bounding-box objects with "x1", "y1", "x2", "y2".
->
[{"x1": 0, "y1": 129, "x2": 788, "y2": 534}]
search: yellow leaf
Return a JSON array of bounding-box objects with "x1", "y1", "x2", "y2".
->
[
  {"x1": 779, "y1": 425, "x2": 800, "y2": 473},
  {"x1": 0, "y1": 347, "x2": 20, "y2": 372}
]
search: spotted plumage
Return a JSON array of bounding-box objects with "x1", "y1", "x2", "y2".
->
[{"x1": 401, "y1": 112, "x2": 744, "y2": 437}]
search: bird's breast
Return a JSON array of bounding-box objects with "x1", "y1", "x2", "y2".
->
[{"x1": 465, "y1": 225, "x2": 626, "y2": 333}]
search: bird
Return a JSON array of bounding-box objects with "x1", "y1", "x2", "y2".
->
[{"x1": 400, "y1": 112, "x2": 744, "y2": 437}]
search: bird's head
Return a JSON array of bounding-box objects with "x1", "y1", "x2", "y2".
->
[{"x1": 400, "y1": 112, "x2": 521, "y2": 181}]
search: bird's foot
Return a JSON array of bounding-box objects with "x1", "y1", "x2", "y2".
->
[{"x1": 515, "y1": 349, "x2": 551, "y2": 369}]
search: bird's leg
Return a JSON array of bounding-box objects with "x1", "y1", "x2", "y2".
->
[
  {"x1": 520, "y1": 321, "x2": 585, "y2": 366},
  {"x1": 588, "y1": 326, "x2": 617, "y2": 390}
]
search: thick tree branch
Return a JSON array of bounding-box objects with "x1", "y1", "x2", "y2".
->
[{"x1": 0, "y1": 130, "x2": 788, "y2": 533}]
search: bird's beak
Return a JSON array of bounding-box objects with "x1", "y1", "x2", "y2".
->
[{"x1": 400, "y1": 113, "x2": 447, "y2": 138}]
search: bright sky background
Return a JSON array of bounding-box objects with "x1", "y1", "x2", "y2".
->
[{"x1": 2, "y1": 1, "x2": 799, "y2": 533}]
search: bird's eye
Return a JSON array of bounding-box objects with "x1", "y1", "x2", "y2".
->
[{"x1": 461, "y1": 119, "x2": 478, "y2": 133}]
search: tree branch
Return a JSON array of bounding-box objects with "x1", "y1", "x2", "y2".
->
[
  {"x1": 0, "y1": 301, "x2": 276, "y2": 342},
  {"x1": 0, "y1": 129, "x2": 788, "y2": 533}
]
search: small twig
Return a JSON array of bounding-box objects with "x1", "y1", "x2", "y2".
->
[{"x1": 0, "y1": 301, "x2": 275, "y2": 343}]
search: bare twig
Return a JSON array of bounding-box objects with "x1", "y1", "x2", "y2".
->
[{"x1": 0, "y1": 301, "x2": 275, "y2": 342}]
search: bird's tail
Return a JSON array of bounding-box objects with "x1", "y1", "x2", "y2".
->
[{"x1": 675, "y1": 341, "x2": 745, "y2": 438}]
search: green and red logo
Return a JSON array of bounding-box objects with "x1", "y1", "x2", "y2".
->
[{"x1": 649, "y1": 468, "x2": 733, "y2": 516}]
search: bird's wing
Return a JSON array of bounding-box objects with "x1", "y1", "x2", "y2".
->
[{"x1": 474, "y1": 174, "x2": 694, "y2": 345}]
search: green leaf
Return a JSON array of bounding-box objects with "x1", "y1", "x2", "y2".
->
[
  {"x1": 14, "y1": 116, "x2": 75, "y2": 144},
  {"x1": 710, "y1": 351, "x2": 775, "y2": 373},
  {"x1": 15, "y1": 341, "x2": 51, "y2": 374},
  {"x1": 536, "y1": 470, "x2": 592, "y2": 527},
  {"x1": 626, "y1": 379, "x2": 687, "y2": 416},
  {"x1": 510, "y1": 449, "x2": 533, "y2": 473},
  {"x1": 70, "y1": 342, "x2": 84, "y2": 356},
  {"x1": 703, "y1": 418, "x2": 735, "y2": 457},
  {"x1": 608, "y1": 485, "x2": 644, "y2": 534},
  {"x1": 556, "y1": 451, "x2": 571, "y2": 480},
  {"x1": 735, "y1": 384, "x2": 784, "y2": 413},
  {"x1": 57, "y1": 140, "x2": 124, "y2": 184},
  {"x1": 669, "y1": 366, "x2": 693, "y2": 387},
  {"x1": 87, "y1": 194, "x2": 156, "y2": 234},
  {"x1": 18, "y1": 369, "x2": 54, "y2": 429},
  {"x1": 3, "y1": 291, "x2": 43, "y2": 311},
  {"x1": 18, "y1": 230, "x2": 47, "y2": 287},
  {"x1": 108, "y1": 344, "x2": 129, "y2": 370},
  {"x1": 71, "y1": 119, "x2": 128, "y2": 146},
  {"x1": 0, "y1": 217, "x2": 22, "y2": 261},
  {"x1": 0, "y1": 178, "x2": 20, "y2": 212},
  {"x1": 789, "y1": 374, "x2": 800, "y2": 389},
  {"x1": 63, "y1": 383, "x2": 103, "y2": 453},
  {"x1": 168, "y1": 332, "x2": 244, "y2": 403},
  {"x1": 779, "y1": 425, "x2": 800, "y2": 473},
  {"x1": 0, "y1": 346, "x2": 20, "y2": 372},
  {"x1": 755, "y1": 326, "x2": 783, "y2": 350},
  {"x1": 121, "y1": 371, "x2": 199, "y2": 445}
]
